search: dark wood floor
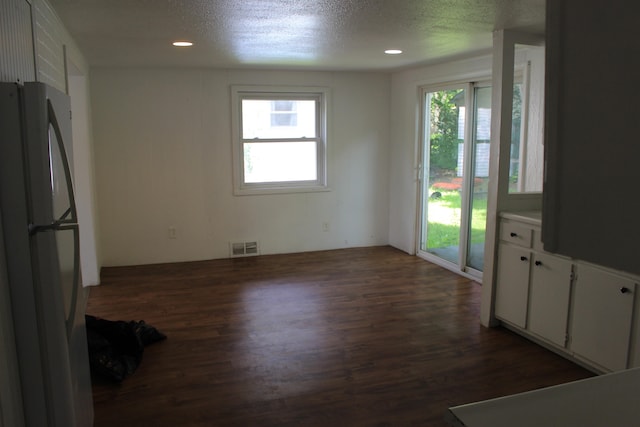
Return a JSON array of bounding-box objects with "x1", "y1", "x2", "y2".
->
[{"x1": 88, "y1": 246, "x2": 593, "y2": 427}]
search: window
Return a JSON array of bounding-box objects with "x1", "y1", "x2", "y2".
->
[
  {"x1": 231, "y1": 86, "x2": 329, "y2": 195},
  {"x1": 508, "y1": 44, "x2": 545, "y2": 194},
  {"x1": 271, "y1": 100, "x2": 297, "y2": 127}
]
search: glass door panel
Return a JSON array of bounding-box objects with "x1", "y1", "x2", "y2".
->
[
  {"x1": 467, "y1": 86, "x2": 491, "y2": 271},
  {"x1": 420, "y1": 87, "x2": 465, "y2": 264}
]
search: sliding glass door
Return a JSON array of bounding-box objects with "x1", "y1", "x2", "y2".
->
[
  {"x1": 418, "y1": 83, "x2": 491, "y2": 277},
  {"x1": 420, "y1": 86, "x2": 465, "y2": 265}
]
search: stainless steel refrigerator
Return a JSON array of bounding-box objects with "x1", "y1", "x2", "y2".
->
[{"x1": 0, "y1": 82, "x2": 93, "y2": 426}]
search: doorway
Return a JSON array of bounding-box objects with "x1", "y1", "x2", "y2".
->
[{"x1": 418, "y1": 83, "x2": 491, "y2": 278}]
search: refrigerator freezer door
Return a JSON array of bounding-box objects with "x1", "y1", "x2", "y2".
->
[
  {"x1": 19, "y1": 83, "x2": 81, "y2": 344},
  {"x1": 24, "y1": 83, "x2": 77, "y2": 229}
]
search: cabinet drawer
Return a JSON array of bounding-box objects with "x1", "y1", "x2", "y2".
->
[{"x1": 500, "y1": 221, "x2": 533, "y2": 248}]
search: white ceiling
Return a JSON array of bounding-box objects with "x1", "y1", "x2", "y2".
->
[{"x1": 49, "y1": 0, "x2": 546, "y2": 71}]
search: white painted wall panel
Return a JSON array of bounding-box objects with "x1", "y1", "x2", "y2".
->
[
  {"x1": 91, "y1": 68, "x2": 391, "y2": 266},
  {"x1": 69, "y1": 75, "x2": 101, "y2": 286},
  {"x1": 33, "y1": 0, "x2": 66, "y2": 90},
  {"x1": 0, "y1": 0, "x2": 36, "y2": 83}
]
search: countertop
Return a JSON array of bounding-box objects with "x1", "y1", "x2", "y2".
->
[
  {"x1": 499, "y1": 210, "x2": 542, "y2": 226},
  {"x1": 446, "y1": 367, "x2": 640, "y2": 427}
]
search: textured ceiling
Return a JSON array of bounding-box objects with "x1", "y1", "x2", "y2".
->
[{"x1": 49, "y1": 0, "x2": 545, "y2": 71}]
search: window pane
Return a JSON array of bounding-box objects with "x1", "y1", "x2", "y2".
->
[
  {"x1": 509, "y1": 44, "x2": 545, "y2": 193},
  {"x1": 243, "y1": 141, "x2": 317, "y2": 183},
  {"x1": 509, "y1": 82, "x2": 523, "y2": 192},
  {"x1": 423, "y1": 88, "x2": 465, "y2": 264},
  {"x1": 242, "y1": 99, "x2": 316, "y2": 139},
  {"x1": 271, "y1": 100, "x2": 297, "y2": 126},
  {"x1": 467, "y1": 86, "x2": 491, "y2": 272}
]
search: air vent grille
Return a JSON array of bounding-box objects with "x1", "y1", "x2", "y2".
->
[{"x1": 229, "y1": 241, "x2": 259, "y2": 257}]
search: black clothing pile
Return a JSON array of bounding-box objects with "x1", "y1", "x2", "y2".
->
[{"x1": 85, "y1": 315, "x2": 166, "y2": 382}]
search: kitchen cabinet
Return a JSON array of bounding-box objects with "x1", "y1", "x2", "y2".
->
[
  {"x1": 570, "y1": 264, "x2": 635, "y2": 372},
  {"x1": 528, "y1": 252, "x2": 572, "y2": 347},
  {"x1": 495, "y1": 213, "x2": 572, "y2": 346},
  {"x1": 494, "y1": 244, "x2": 531, "y2": 329},
  {"x1": 494, "y1": 212, "x2": 640, "y2": 373}
]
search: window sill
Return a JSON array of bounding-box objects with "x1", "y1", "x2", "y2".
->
[{"x1": 233, "y1": 184, "x2": 331, "y2": 196}]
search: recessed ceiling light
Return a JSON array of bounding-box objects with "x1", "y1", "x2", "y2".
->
[
  {"x1": 172, "y1": 41, "x2": 193, "y2": 47},
  {"x1": 385, "y1": 49, "x2": 403, "y2": 55}
]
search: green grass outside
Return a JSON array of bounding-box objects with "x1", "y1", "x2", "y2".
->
[{"x1": 426, "y1": 190, "x2": 487, "y2": 249}]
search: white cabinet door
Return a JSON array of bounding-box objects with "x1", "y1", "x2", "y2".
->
[
  {"x1": 570, "y1": 264, "x2": 636, "y2": 372},
  {"x1": 528, "y1": 253, "x2": 572, "y2": 347},
  {"x1": 495, "y1": 244, "x2": 531, "y2": 328}
]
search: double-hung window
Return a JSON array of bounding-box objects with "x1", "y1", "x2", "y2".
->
[{"x1": 231, "y1": 86, "x2": 328, "y2": 195}]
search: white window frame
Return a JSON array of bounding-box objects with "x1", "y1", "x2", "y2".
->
[{"x1": 231, "y1": 85, "x2": 329, "y2": 195}]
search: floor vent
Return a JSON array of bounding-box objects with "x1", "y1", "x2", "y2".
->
[{"x1": 229, "y1": 241, "x2": 259, "y2": 258}]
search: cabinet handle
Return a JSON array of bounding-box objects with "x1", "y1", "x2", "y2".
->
[
  {"x1": 520, "y1": 256, "x2": 528, "y2": 261},
  {"x1": 620, "y1": 287, "x2": 632, "y2": 294},
  {"x1": 510, "y1": 232, "x2": 518, "y2": 237},
  {"x1": 535, "y1": 261, "x2": 542, "y2": 266}
]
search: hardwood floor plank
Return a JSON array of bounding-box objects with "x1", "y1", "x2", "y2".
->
[{"x1": 88, "y1": 246, "x2": 592, "y2": 426}]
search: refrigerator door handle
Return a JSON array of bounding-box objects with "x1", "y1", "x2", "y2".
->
[
  {"x1": 47, "y1": 99, "x2": 78, "y2": 221},
  {"x1": 64, "y1": 223, "x2": 81, "y2": 341},
  {"x1": 28, "y1": 207, "x2": 73, "y2": 235}
]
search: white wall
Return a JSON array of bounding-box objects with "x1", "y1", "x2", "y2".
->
[
  {"x1": 91, "y1": 68, "x2": 391, "y2": 266},
  {"x1": 388, "y1": 55, "x2": 493, "y2": 254},
  {"x1": 32, "y1": 0, "x2": 87, "y2": 89},
  {"x1": 69, "y1": 73, "x2": 101, "y2": 286},
  {"x1": 0, "y1": 0, "x2": 36, "y2": 83}
]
